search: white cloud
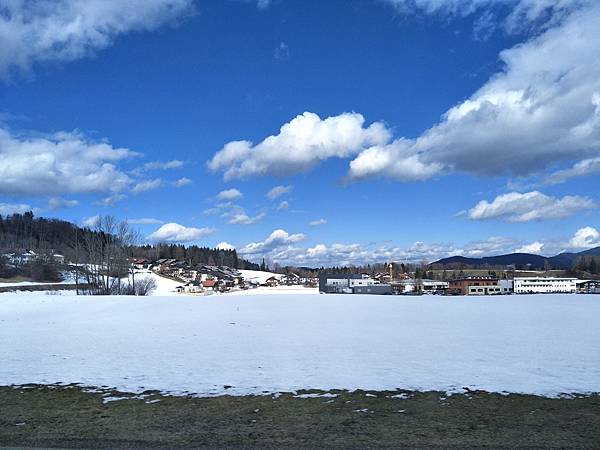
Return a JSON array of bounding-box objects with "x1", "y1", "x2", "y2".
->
[
  {"x1": 132, "y1": 178, "x2": 162, "y2": 194},
  {"x1": 569, "y1": 226, "x2": 600, "y2": 249},
  {"x1": 95, "y1": 193, "x2": 127, "y2": 207},
  {"x1": 546, "y1": 157, "x2": 600, "y2": 185},
  {"x1": 208, "y1": 112, "x2": 391, "y2": 180},
  {"x1": 147, "y1": 223, "x2": 216, "y2": 243},
  {"x1": 0, "y1": 0, "x2": 195, "y2": 79},
  {"x1": 241, "y1": 235, "x2": 521, "y2": 267},
  {"x1": 256, "y1": 0, "x2": 271, "y2": 9},
  {"x1": 238, "y1": 229, "x2": 306, "y2": 255},
  {"x1": 228, "y1": 212, "x2": 266, "y2": 225},
  {"x1": 309, "y1": 218, "x2": 327, "y2": 226},
  {"x1": 515, "y1": 241, "x2": 544, "y2": 254},
  {"x1": 467, "y1": 191, "x2": 596, "y2": 222},
  {"x1": 82, "y1": 215, "x2": 100, "y2": 228},
  {"x1": 216, "y1": 241, "x2": 235, "y2": 251},
  {"x1": 266, "y1": 185, "x2": 292, "y2": 199},
  {"x1": 347, "y1": 139, "x2": 443, "y2": 182},
  {"x1": 277, "y1": 201, "x2": 289, "y2": 211},
  {"x1": 384, "y1": 0, "x2": 584, "y2": 33},
  {"x1": 143, "y1": 160, "x2": 183, "y2": 171},
  {"x1": 217, "y1": 188, "x2": 243, "y2": 200},
  {"x1": 126, "y1": 218, "x2": 163, "y2": 225},
  {"x1": 274, "y1": 41, "x2": 290, "y2": 61},
  {"x1": 347, "y1": 2, "x2": 600, "y2": 182},
  {"x1": 174, "y1": 177, "x2": 192, "y2": 187},
  {"x1": 0, "y1": 128, "x2": 136, "y2": 196},
  {"x1": 0, "y1": 202, "x2": 33, "y2": 216},
  {"x1": 47, "y1": 197, "x2": 78, "y2": 210}
]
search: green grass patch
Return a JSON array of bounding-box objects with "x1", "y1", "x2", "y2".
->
[{"x1": 1, "y1": 385, "x2": 598, "y2": 449}]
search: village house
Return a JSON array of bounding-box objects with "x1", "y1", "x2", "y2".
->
[
  {"x1": 176, "y1": 281, "x2": 204, "y2": 294},
  {"x1": 265, "y1": 276, "x2": 279, "y2": 287}
]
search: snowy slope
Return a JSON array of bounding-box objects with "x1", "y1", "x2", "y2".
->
[
  {"x1": 239, "y1": 269, "x2": 282, "y2": 285},
  {"x1": 1, "y1": 294, "x2": 599, "y2": 397}
]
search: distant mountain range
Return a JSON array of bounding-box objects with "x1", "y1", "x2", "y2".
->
[{"x1": 431, "y1": 246, "x2": 600, "y2": 269}]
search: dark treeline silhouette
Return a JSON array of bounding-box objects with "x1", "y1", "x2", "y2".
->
[
  {"x1": 132, "y1": 244, "x2": 259, "y2": 270},
  {"x1": 0, "y1": 212, "x2": 259, "y2": 271}
]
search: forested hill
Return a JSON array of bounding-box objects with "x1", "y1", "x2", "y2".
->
[
  {"x1": 0, "y1": 212, "x2": 259, "y2": 270},
  {"x1": 431, "y1": 248, "x2": 600, "y2": 270}
]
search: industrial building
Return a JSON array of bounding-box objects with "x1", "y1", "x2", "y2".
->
[
  {"x1": 448, "y1": 277, "x2": 500, "y2": 295},
  {"x1": 513, "y1": 277, "x2": 578, "y2": 294},
  {"x1": 393, "y1": 279, "x2": 449, "y2": 294},
  {"x1": 319, "y1": 274, "x2": 391, "y2": 295},
  {"x1": 577, "y1": 280, "x2": 600, "y2": 294}
]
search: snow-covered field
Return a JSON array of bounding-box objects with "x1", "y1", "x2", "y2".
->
[
  {"x1": 1, "y1": 293, "x2": 598, "y2": 397},
  {"x1": 228, "y1": 285, "x2": 318, "y2": 296}
]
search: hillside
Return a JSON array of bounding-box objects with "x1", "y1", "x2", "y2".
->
[
  {"x1": 431, "y1": 247, "x2": 600, "y2": 269},
  {"x1": 0, "y1": 212, "x2": 259, "y2": 271}
]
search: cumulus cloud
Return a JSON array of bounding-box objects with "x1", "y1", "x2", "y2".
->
[
  {"x1": 0, "y1": 127, "x2": 136, "y2": 196},
  {"x1": 240, "y1": 235, "x2": 520, "y2": 267},
  {"x1": 238, "y1": 229, "x2": 306, "y2": 255},
  {"x1": 228, "y1": 212, "x2": 266, "y2": 225},
  {"x1": 147, "y1": 223, "x2": 216, "y2": 243},
  {"x1": 0, "y1": 0, "x2": 195, "y2": 79},
  {"x1": 569, "y1": 226, "x2": 600, "y2": 249},
  {"x1": 126, "y1": 218, "x2": 163, "y2": 225},
  {"x1": 277, "y1": 201, "x2": 289, "y2": 211},
  {"x1": 309, "y1": 218, "x2": 327, "y2": 226},
  {"x1": 132, "y1": 178, "x2": 162, "y2": 194},
  {"x1": 47, "y1": 197, "x2": 78, "y2": 210},
  {"x1": 208, "y1": 112, "x2": 391, "y2": 180},
  {"x1": 216, "y1": 241, "x2": 235, "y2": 251},
  {"x1": 266, "y1": 185, "x2": 292, "y2": 199},
  {"x1": 467, "y1": 191, "x2": 596, "y2": 222},
  {"x1": 346, "y1": 138, "x2": 443, "y2": 182},
  {"x1": 174, "y1": 177, "x2": 192, "y2": 187},
  {"x1": 347, "y1": 2, "x2": 600, "y2": 182},
  {"x1": 515, "y1": 241, "x2": 544, "y2": 254},
  {"x1": 0, "y1": 202, "x2": 33, "y2": 216},
  {"x1": 217, "y1": 188, "x2": 243, "y2": 201}
]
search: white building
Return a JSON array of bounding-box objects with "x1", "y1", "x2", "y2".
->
[
  {"x1": 348, "y1": 277, "x2": 378, "y2": 288},
  {"x1": 513, "y1": 277, "x2": 578, "y2": 294},
  {"x1": 396, "y1": 279, "x2": 448, "y2": 294}
]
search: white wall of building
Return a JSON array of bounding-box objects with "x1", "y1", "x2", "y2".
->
[{"x1": 514, "y1": 277, "x2": 577, "y2": 294}]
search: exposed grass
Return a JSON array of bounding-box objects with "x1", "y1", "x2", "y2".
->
[{"x1": 1, "y1": 385, "x2": 599, "y2": 449}]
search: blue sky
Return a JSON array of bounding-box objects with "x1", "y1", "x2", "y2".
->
[{"x1": 1, "y1": 0, "x2": 599, "y2": 266}]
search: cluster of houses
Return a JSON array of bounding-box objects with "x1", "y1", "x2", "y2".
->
[
  {"x1": 1, "y1": 249, "x2": 65, "y2": 266},
  {"x1": 319, "y1": 274, "x2": 600, "y2": 296},
  {"x1": 132, "y1": 258, "x2": 317, "y2": 294}
]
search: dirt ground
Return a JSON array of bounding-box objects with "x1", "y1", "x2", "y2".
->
[{"x1": 1, "y1": 385, "x2": 598, "y2": 449}]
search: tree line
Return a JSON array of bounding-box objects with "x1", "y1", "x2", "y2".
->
[{"x1": 0, "y1": 213, "x2": 259, "y2": 290}]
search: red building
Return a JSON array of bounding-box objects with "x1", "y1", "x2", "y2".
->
[{"x1": 448, "y1": 277, "x2": 500, "y2": 295}]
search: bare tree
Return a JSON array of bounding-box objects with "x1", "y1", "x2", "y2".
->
[{"x1": 78, "y1": 216, "x2": 139, "y2": 295}]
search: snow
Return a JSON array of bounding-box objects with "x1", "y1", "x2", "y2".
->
[
  {"x1": 141, "y1": 272, "x2": 180, "y2": 296},
  {"x1": 227, "y1": 285, "x2": 318, "y2": 296},
  {"x1": 0, "y1": 280, "x2": 70, "y2": 288},
  {"x1": 238, "y1": 269, "x2": 281, "y2": 285},
  {"x1": 1, "y1": 293, "x2": 599, "y2": 397}
]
